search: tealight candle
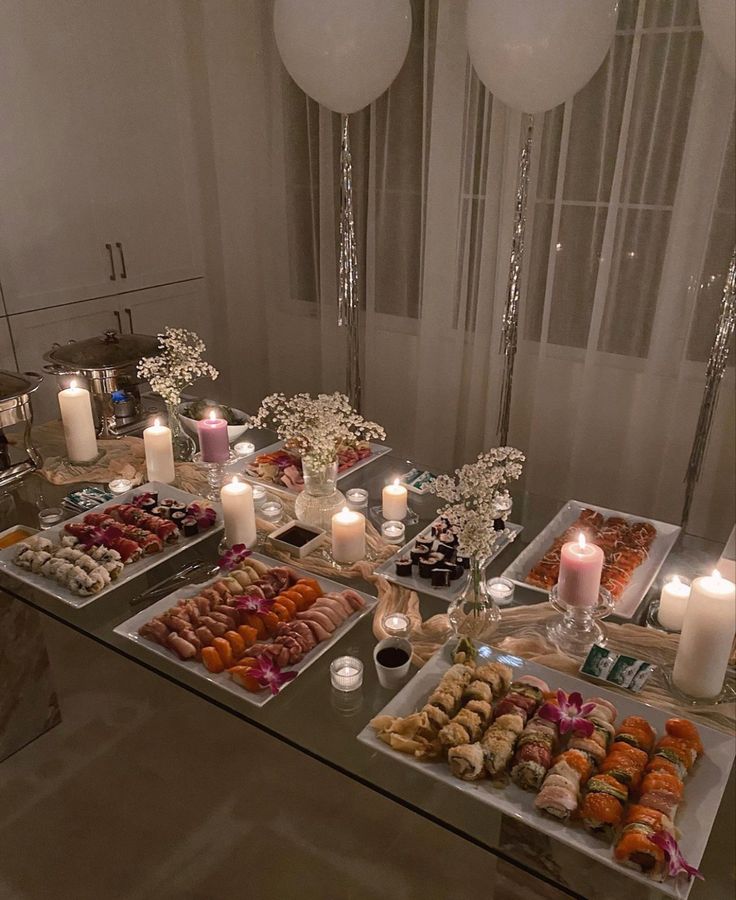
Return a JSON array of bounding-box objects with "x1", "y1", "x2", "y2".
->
[
  {"x1": 108, "y1": 478, "x2": 134, "y2": 496},
  {"x1": 331, "y1": 506, "x2": 366, "y2": 563},
  {"x1": 251, "y1": 484, "x2": 267, "y2": 508},
  {"x1": 673, "y1": 570, "x2": 736, "y2": 698},
  {"x1": 197, "y1": 410, "x2": 230, "y2": 462},
  {"x1": 330, "y1": 656, "x2": 363, "y2": 692},
  {"x1": 487, "y1": 576, "x2": 515, "y2": 607},
  {"x1": 260, "y1": 498, "x2": 284, "y2": 523},
  {"x1": 558, "y1": 533, "x2": 604, "y2": 608},
  {"x1": 382, "y1": 612, "x2": 411, "y2": 637},
  {"x1": 657, "y1": 575, "x2": 691, "y2": 632},
  {"x1": 220, "y1": 475, "x2": 257, "y2": 548},
  {"x1": 346, "y1": 487, "x2": 369, "y2": 511},
  {"x1": 143, "y1": 418, "x2": 176, "y2": 484},
  {"x1": 382, "y1": 478, "x2": 408, "y2": 520},
  {"x1": 38, "y1": 507, "x2": 64, "y2": 530},
  {"x1": 58, "y1": 380, "x2": 98, "y2": 463},
  {"x1": 234, "y1": 441, "x2": 256, "y2": 457},
  {"x1": 381, "y1": 520, "x2": 405, "y2": 545}
]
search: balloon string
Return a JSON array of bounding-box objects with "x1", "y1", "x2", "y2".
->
[
  {"x1": 337, "y1": 113, "x2": 362, "y2": 410},
  {"x1": 497, "y1": 114, "x2": 534, "y2": 445},
  {"x1": 681, "y1": 246, "x2": 736, "y2": 528}
]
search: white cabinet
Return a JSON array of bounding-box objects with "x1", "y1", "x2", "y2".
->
[
  {"x1": 0, "y1": 0, "x2": 202, "y2": 314},
  {"x1": 116, "y1": 280, "x2": 212, "y2": 348}
]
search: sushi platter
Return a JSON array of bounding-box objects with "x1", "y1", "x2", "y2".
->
[
  {"x1": 501, "y1": 500, "x2": 680, "y2": 620},
  {"x1": 358, "y1": 641, "x2": 735, "y2": 898},
  {"x1": 239, "y1": 440, "x2": 392, "y2": 494},
  {"x1": 0, "y1": 483, "x2": 222, "y2": 609},
  {"x1": 375, "y1": 515, "x2": 523, "y2": 602},
  {"x1": 115, "y1": 552, "x2": 377, "y2": 707}
]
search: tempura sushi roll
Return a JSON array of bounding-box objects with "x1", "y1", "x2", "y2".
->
[
  {"x1": 463, "y1": 679, "x2": 493, "y2": 704},
  {"x1": 473, "y1": 662, "x2": 513, "y2": 696},
  {"x1": 448, "y1": 742, "x2": 485, "y2": 781},
  {"x1": 481, "y1": 711, "x2": 525, "y2": 778}
]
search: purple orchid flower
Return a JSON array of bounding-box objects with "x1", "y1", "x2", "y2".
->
[
  {"x1": 538, "y1": 690, "x2": 596, "y2": 736},
  {"x1": 188, "y1": 503, "x2": 217, "y2": 530},
  {"x1": 218, "y1": 543, "x2": 251, "y2": 571},
  {"x1": 132, "y1": 492, "x2": 155, "y2": 508},
  {"x1": 78, "y1": 524, "x2": 122, "y2": 549},
  {"x1": 233, "y1": 593, "x2": 274, "y2": 615},
  {"x1": 650, "y1": 832, "x2": 704, "y2": 881},
  {"x1": 247, "y1": 656, "x2": 298, "y2": 695}
]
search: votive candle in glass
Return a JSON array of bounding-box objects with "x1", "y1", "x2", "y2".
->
[
  {"x1": 38, "y1": 507, "x2": 64, "y2": 530},
  {"x1": 381, "y1": 520, "x2": 405, "y2": 545},
  {"x1": 557, "y1": 533, "x2": 604, "y2": 608},
  {"x1": 346, "y1": 487, "x2": 369, "y2": 512},
  {"x1": 382, "y1": 612, "x2": 411, "y2": 637},
  {"x1": 260, "y1": 498, "x2": 284, "y2": 523},
  {"x1": 197, "y1": 410, "x2": 230, "y2": 462},
  {"x1": 251, "y1": 484, "x2": 267, "y2": 508},
  {"x1": 108, "y1": 478, "x2": 134, "y2": 495},
  {"x1": 487, "y1": 576, "x2": 514, "y2": 607},
  {"x1": 330, "y1": 656, "x2": 363, "y2": 692},
  {"x1": 657, "y1": 575, "x2": 691, "y2": 632},
  {"x1": 234, "y1": 440, "x2": 256, "y2": 457}
]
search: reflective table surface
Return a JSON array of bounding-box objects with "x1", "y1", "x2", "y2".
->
[{"x1": 1, "y1": 435, "x2": 732, "y2": 900}]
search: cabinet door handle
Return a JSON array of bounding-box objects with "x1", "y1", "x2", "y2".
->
[
  {"x1": 114, "y1": 310, "x2": 122, "y2": 332},
  {"x1": 115, "y1": 242, "x2": 128, "y2": 279},
  {"x1": 105, "y1": 243, "x2": 116, "y2": 280},
  {"x1": 124, "y1": 307, "x2": 134, "y2": 332}
]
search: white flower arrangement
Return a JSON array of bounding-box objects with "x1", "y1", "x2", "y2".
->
[
  {"x1": 429, "y1": 447, "x2": 525, "y2": 560},
  {"x1": 137, "y1": 327, "x2": 218, "y2": 406},
  {"x1": 250, "y1": 392, "x2": 386, "y2": 467}
]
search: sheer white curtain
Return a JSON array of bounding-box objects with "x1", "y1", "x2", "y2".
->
[{"x1": 191, "y1": 0, "x2": 734, "y2": 542}]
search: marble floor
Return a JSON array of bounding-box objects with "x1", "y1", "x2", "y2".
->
[{"x1": 0, "y1": 620, "x2": 566, "y2": 900}]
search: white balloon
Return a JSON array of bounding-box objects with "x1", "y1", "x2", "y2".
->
[
  {"x1": 274, "y1": 0, "x2": 412, "y2": 114},
  {"x1": 699, "y1": 0, "x2": 735, "y2": 80},
  {"x1": 466, "y1": 0, "x2": 618, "y2": 114}
]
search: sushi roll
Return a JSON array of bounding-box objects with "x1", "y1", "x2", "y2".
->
[
  {"x1": 615, "y1": 715, "x2": 656, "y2": 753},
  {"x1": 395, "y1": 556, "x2": 413, "y2": 577},
  {"x1": 169, "y1": 501, "x2": 186, "y2": 514},
  {"x1": 581, "y1": 773, "x2": 628, "y2": 836},
  {"x1": 437, "y1": 530, "x2": 458, "y2": 547},
  {"x1": 613, "y1": 805, "x2": 675, "y2": 880},
  {"x1": 418, "y1": 556, "x2": 437, "y2": 579},
  {"x1": 456, "y1": 555, "x2": 471, "y2": 570},
  {"x1": 511, "y1": 715, "x2": 559, "y2": 791},
  {"x1": 474, "y1": 662, "x2": 514, "y2": 696},
  {"x1": 448, "y1": 742, "x2": 485, "y2": 781},
  {"x1": 638, "y1": 770, "x2": 683, "y2": 819},
  {"x1": 463, "y1": 680, "x2": 493, "y2": 704},
  {"x1": 170, "y1": 510, "x2": 187, "y2": 528},
  {"x1": 430, "y1": 566, "x2": 451, "y2": 588},
  {"x1": 159, "y1": 498, "x2": 176, "y2": 508},
  {"x1": 139, "y1": 497, "x2": 157, "y2": 512},
  {"x1": 481, "y1": 711, "x2": 526, "y2": 779},
  {"x1": 151, "y1": 505, "x2": 170, "y2": 519},
  {"x1": 181, "y1": 516, "x2": 199, "y2": 537},
  {"x1": 435, "y1": 541, "x2": 456, "y2": 560},
  {"x1": 409, "y1": 546, "x2": 427, "y2": 565}
]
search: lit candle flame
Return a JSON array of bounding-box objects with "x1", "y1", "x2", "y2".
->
[
  {"x1": 69, "y1": 379, "x2": 78, "y2": 390},
  {"x1": 393, "y1": 478, "x2": 400, "y2": 487},
  {"x1": 231, "y1": 475, "x2": 239, "y2": 485},
  {"x1": 577, "y1": 532, "x2": 586, "y2": 550},
  {"x1": 341, "y1": 506, "x2": 349, "y2": 515},
  {"x1": 208, "y1": 409, "x2": 217, "y2": 420},
  {"x1": 711, "y1": 569, "x2": 722, "y2": 582},
  {"x1": 672, "y1": 575, "x2": 682, "y2": 586},
  {"x1": 153, "y1": 417, "x2": 161, "y2": 428}
]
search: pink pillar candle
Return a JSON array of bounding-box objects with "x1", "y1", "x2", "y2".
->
[
  {"x1": 557, "y1": 533, "x2": 604, "y2": 608},
  {"x1": 197, "y1": 411, "x2": 230, "y2": 462}
]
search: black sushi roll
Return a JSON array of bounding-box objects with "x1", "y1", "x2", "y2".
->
[
  {"x1": 410, "y1": 546, "x2": 427, "y2": 565},
  {"x1": 493, "y1": 518, "x2": 506, "y2": 532},
  {"x1": 395, "y1": 556, "x2": 413, "y2": 576},
  {"x1": 169, "y1": 501, "x2": 186, "y2": 514},
  {"x1": 170, "y1": 510, "x2": 187, "y2": 528},
  {"x1": 181, "y1": 516, "x2": 199, "y2": 537},
  {"x1": 438, "y1": 530, "x2": 458, "y2": 547},
  {"x1": 431, "y1": 566, "x2": 451, "y2": 587},
  {"x1": 138, "y1": 497, "x2": 157, "y2": 512},
  {"x1": 436, "y1": 541, "x2": 456, "y2": 560},
  {"x1": 418, "y1": 557, "x2": 437, "y2": 578},
  {"x1": 151, "y1": 505, "x2": 170, "y2": 519},
  {"x1": 448, "y1": 560, "x2": 464, "y2": 580},
  {"x1": 456, "y1": 555, "x2": 471, "y2": 570},
  {"x1": 160, "y1": 498, "x2": 177, "y2": 508},
  {"x1": 414, "y1": 539, "x2": 433, "y2": 555}
]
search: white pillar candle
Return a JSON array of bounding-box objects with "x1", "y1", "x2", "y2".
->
[
  {"x1": 382, "y1": 478, "x2": 408, "y2": 520},
  {"x1": 331, "y1": 506, "x2": 366, "y2": 563},
  {"x1": 557, "y1": 533, "x2": 604, "y2": 608},
  {"x1": 673, "y1": 570, "x2": 736, "y2": 698},
  {"x1": 657, "y1": 575, "x2": 691, "y2": 632},
  {"x1": 143, "y1": 418, "x2": 176, "y2": 484},
  {"x1": 220, "y1": 476, "x2": 257, "y2": 548},
  {"x1": 58, "y1": 380, "x2": 97, "y2": 463}
]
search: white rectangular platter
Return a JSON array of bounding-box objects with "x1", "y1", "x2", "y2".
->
[
  {"x1": 115, "y1": 551, "x2": 376, "y2": 707},
  {"x1": 358, "y1": 641, "x2": 735, "y2": 899},
  {"x1": 375, "y1": 517, "x2": 523, "y2": 603},
  {"x1": 0, "y1": 482, "x2": 222, "y2": 609},
  {"x1": 501, "y1": 500, "x2": 681, "y2": 620},
  {"x1": 240, "y1": 441, "x2": 392, "y2": 495}
]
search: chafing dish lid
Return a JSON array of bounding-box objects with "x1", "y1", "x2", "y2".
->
[
  {"x1": 44, "y1": 330, "x2": 159, "y2": 370},
  {"x1": 0, "y1": 369, "x2": 42, "y2": 401}
]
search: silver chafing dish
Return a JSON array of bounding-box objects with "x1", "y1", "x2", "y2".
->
[
  {"x1": 0, "y1": 370, "x2": 43, "y2": 490},
  {"x1": 43, "y1": 330, "x2": 160, "y2": 438}
]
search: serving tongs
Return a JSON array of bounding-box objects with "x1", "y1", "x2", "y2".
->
[{"x1": 130, "y1": 557, "x2": 219, "y2": 608}]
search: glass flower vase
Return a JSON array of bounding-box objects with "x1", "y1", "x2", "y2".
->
[
  {"x1": 294, "y1": 456, "x2": 345, "y2": 530},
  {"x1": 165, "y1": 399, "x2": 196, "y2": 462},
  {"x1": 448, "y1": 556, "x2": 501, "y2": 640}
]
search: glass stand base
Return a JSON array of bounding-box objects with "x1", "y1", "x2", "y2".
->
[
  {"x1": 662, "y1": 669, "x2": 736, "y2": 708},
  {"x1": 546, "y1": 585, "x2": 613, "y2": 660},
  {"x1": 369, "y1": 505, "x2": 419, "y2": 526},
  {"x1": 194, "y1": 451, "x2": 237, "y2": 501}
]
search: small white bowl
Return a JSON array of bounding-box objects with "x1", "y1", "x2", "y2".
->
[{"x1": 178, "y1": 401, "x2": 251, "y2": 445}]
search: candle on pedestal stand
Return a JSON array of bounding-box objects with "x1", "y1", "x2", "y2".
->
[
  {"x1": 143, "y1": 418, "x2": 175, "y2": 484},
  {"x1": 673, "y1": 570, "x2": 736, "y2": 699},
  {"x1": 331, "y1": 506, "x2": 366, "y2": 563},
  {"x1": 382, "y1": 478, "x2": 408, "y2": 520},
  {"x1": 557, "y1": 533, "x2": 604, "y2": 608},
  {"x1": 197, "y1": 410, "x2": 230, "y2": 462},
  {"x1": 220, "y1": 476, "x2": 257, "y2": 548},
  {"x1": 58, "y1": 379, "x2": 98, "y2": 463}
]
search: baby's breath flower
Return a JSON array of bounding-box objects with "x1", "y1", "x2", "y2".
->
[
  {"x1": 250, "y1": 392, "x2": 386, "y2": 467},
  {"x1": 137, "y1": 328, "x2": 218, "y2": 406}
]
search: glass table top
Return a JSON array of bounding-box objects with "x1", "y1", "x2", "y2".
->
[{"x1": 0, "y1": 435, "x2": 732, "y2": 899}]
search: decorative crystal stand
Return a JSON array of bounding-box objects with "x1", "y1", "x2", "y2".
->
[
  {"x1": 194, "y1": 450, "x2": 237, "y2": 501},
  {"x1": 661, "y1": 669, "x2": 736, "y2": 708},
  {"x1": 546, "y1": 584, "x2": 614, "y2": 660},
  {"x1": 369, "y1": 504, "x2": 419, "y2": 526}
]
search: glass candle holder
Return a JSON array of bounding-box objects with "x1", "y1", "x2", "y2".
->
[
  {"x1": 251, "y1": 484, "x2": 267, "y2": 508},
  {"x1": 546, "y1": 584, "x2": 613, "y2": 660},
  {"x1": 260, "y1": 498, "x2": 284, "y2": 523},
  {"x1": 487, "y1": 576, "x2": 515, "y2": 607},
  {"x1": 345, "y1": 487, "x2": 369, "y2": 512},
  {"x1": 381, "y1": 520, "x2": 405, "y2": 545},
  {"x1": 108, "y1": 478, "x2": 134, "y2": 495},
  {"x1": 330, "y1": 656, "x2": 363, "y2": 692},
  {"x1": 382, "y1": 611, "x2": 411, "y2": 637},
  {"x1": 38, "y1": 507, "x2": 65, "y2": 530},
  {"x1": 233, "y1": 441, "x2": 255, "y2": 457}
]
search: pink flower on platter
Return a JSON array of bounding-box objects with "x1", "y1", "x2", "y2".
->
[
  {"x1": 79, "y1": 525, "x2": 123, "y2": 549},
  {"x1": 218, "y1": 543, "x2": 251, "y2": 571},
  {"x1": 247, "y1": 656, "x2": 298, "y2": 695},
  {"x1": 234, "y1": 593, "x2": 274, "y2": 615},
  {"x1": 538, "y1": 690, "x2": 596, "y2": 736},
  {"x1": 188, "y1": 503, "x2": 217, "y2": 530},
  {"x1": 650, "y1": 832, "x2": 704, "y2": 881}
]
